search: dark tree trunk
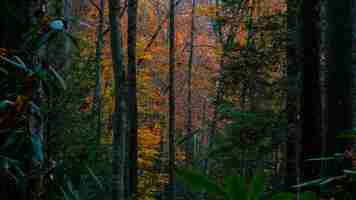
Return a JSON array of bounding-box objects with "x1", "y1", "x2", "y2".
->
[
  {"x1": 326, "y1": 0, "x2": 353, "y2": 175},
  {"x1": 92, "y1": 0, "x2": 105, "y2": 161},
  {"x1": 127, "y1": 0, "x2": 138, "y2": 198},
  {"x1": 286, "y1": 0, "x2": 299, "y2": 189},
  {"x1": 300, "y1": 0, "x2": 322, "y2": 182},
  {"x1": 109, "y1": 0, "x2": 126, "y2": 199}
]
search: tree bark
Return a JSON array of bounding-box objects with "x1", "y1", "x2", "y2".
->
[
  {"x1": 92, "y1": 0, "x2": 105, "y2": 161},
  {"x1": 108, "y1": 0, "x2": 126, "y2": 199},
  {"x1": 185, "y1": 0, "x2": 196, "y2": 163},
  {"x1": 127, "y1": 0, "x2": 138, "y2": 198},
  {"x1": 167, "y1": 0, "x2": 176, "y2": 198},
  {"x1": 286, "y1": 0, "x2": 299, "y2": 189},
  {"x1": 326, "y1": 0, "x2": 352, "y2": 166},
  {"x1": 300, "y1": 0, "x2": 322, "y2": 182}
]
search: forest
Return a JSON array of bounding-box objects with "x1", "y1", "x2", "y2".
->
[{"x1": 0, "y1": 0, "x2": 355, "y2": 199}]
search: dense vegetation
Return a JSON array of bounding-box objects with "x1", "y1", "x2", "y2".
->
[{"x1": 1, "y1": 0, "x2": 356, "y2": 200}]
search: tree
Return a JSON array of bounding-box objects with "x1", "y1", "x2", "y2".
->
[
  {"x1": 168, "y1": 0, "x2": 176, "y2": 199},
  {"x1": 299, "y1": 0, "x2": 322, "y2": 182},
  {"x1": 92, "y1": 0, "x2": 105, "y2": 161},
  {"x1": 326, "y1": 0, "x2": 352, "y2": 167},
  {"x1": 185, "y1": 0, "x2": 196, "y2": 162},
  {"x1": 108, "y1": 0, "x2": 126, "y2": 199},
  {"x1": 127, "y1": 0, "x2": 139, "y2": 198},
  {"x1": 286, "y1": 0, "x2": 300, "y2": 189}
]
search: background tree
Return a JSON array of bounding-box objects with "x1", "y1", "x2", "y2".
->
[
  {"x1": 168, "y1": 0, "x2": 177, "y2": 198},
  {"x1": 108, "y1": 0, "x2": 127, "y2": 199}
]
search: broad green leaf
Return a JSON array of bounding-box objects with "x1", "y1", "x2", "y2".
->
[
  {"x1": 270, "y1": 193, "x2": 294, "y2": 200},
  {"x1": 87, "y1": 166, "x2": 104, "y2": 191},
  {"x1": 300, "y1": 191, "x2": 317, "y2": 200},
  {"x1": 65, "y1": 33, "x2": 80, "y2": 49},
  {"x1": 61, "y1": 186, "x2": 72, "y2": 200},
  {"x1": 176, "y1": 168, "x2": 225, "y2": 196},
  {"x1": 225, "y1": 176, "x2": 246, "y2": 200},
  {"x1": 248, "y1": 171, "x2": 266, "y2": 200}
]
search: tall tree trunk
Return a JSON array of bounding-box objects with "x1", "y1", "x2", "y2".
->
[
  {"x1": 300, "y1": 0, "x2": 322, "y2": 182},
  {"x1": 167, "y1": 0, "x2": 176, "y2": 198},
  {"x1": 109, "y1": 0, "x2": 126, "y2": 199},
  {"x1": 92, "y1": 0, "x2": 105, "y2": 161},
  {"x1": 185, "y1": 0, "x2": 196, "y2": 163},
  {"x1": 352, "y1": 0, "x2": 356, "y2": 130},
  {"x1": 319, "y1": 0, "x2": 328, "y2": 179},
  {"x1": 326, "y1": 0, "x2": 352, "y2": 169},
  {"x1": 286, "y1": 0, "x2": 299, "y2": 189},
  {"x1": 127, "y1": 0, "x2": 138, "y2": 198},
  {"x1": 203, "y1": 0, "x2": 226, "y2": 179}
]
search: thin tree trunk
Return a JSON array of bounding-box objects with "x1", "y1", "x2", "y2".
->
[
  {"x1": 63, "y1": 0, "x2": 72, "y2": 71},
  {"x1": 204, "y1": 54, "x2": 225, "y2": 174},
  {"x1": 127, "y1": 0, "x2": 138, "y2": 197},
  {"x1": 92, "y1": 0, "x2": 105, "y2": 161},
  {"x1": 167, "y1": 0, "x2": 176, "y2": 198},
  {"x1": 352, "y1": 0, "x2": 356, "y2": 135},
  {"x1": 109, "y1": 0, "x2": 126, "y2": 199},
  {"x1": 285, "y1": 0, "x2": 299, "y2": 189},
  {"x1": 319, "y1": 0, "x2": 328, "y2": 179},
  {"x1": 185, "y1": 0, "x2": 196, "y2": 163}
]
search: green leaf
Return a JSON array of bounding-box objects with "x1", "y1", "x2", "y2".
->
[
  {"x1": 2, "y1": 132, "x2": 18, "y2": 150},
  {"x1": 37, "y1": 31, "x2": 54, "y2": 49},
  {"x1": 0, "y1": 67, "x2": 8, "y2": 75},
  {"x1": 248, "y1": 171, "x2": 266, "y2": 200},
  {"x1": 319, "y1": 175, "x2": 346, "y2": 185},
  {"x1": 291, "y1": 178, "x2": 325, "y2": 188},
  {"x1": 31, "y1": 134, "x2": 43, "y2": 162},
  {"x1": 270, "y1": 193, "x2": 294, "y2": 200},
  {"x1": 343, "y1": 169, "x2": 356, "y2": 175},
  {"x1": 49, "y1": 66, "x2": 67, "y2": 90},
  {"x1": 0, "y1": 155, "x2": 22, "y2": 166},
  {"x1": 225, "y1": 176, "x2": 247, "y2": 200},
  {"x1": 0, "y1": 56, "x2": 28, "y2": 71},
  {"x1": 300, "y1": 191, "x2": 317, "y2": 200},
  {"x1": 61, "y1": 186, "x2": 72, "y2": 200},
  {"x1": 0, "y1": 100, "x2": 14, "y2": 110},
  {"x1": 65, "y1": 33, "x2": 80, "y2": 49},
  {"x1": 176, "y1": 168, "x2": 225, "y2": 196},
  {"x1": 87, "y1": 166, "x2": 104, "y2": 191},
  {"x1": 305, "y1": 157, "x2": 338, "y2": 161},
  {"x1": 13, "y1": 56, "x2": 27, "y2": 69}
]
